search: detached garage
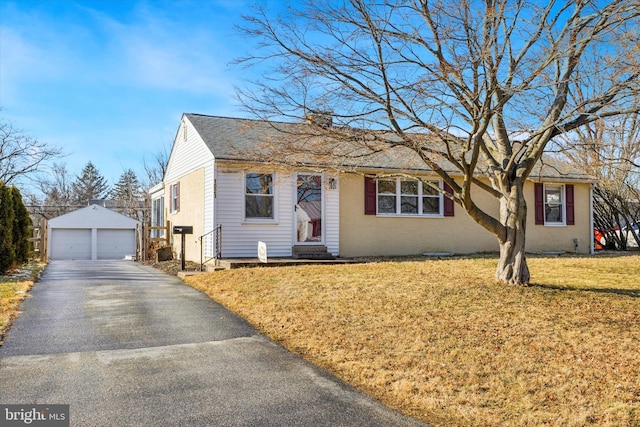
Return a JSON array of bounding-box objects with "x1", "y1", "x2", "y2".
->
[{"x1": 48, "y1": 204, "x2": 139, "y2": 260}]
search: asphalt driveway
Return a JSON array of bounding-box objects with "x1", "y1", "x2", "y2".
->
[{"x1": 0, "y1": 260, "x2": 426, "y2": 426}]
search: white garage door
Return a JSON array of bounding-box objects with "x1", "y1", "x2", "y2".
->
[
  {"x1": 97, "y1": 229, "x2": 135, "y2": 260},
  {"x1": 50, "y1": 229, "x2": 92, "y2": 260}
]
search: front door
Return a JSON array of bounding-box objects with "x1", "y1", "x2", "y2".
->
[{"x1": 296, "y1": 174, "x2": 323, "y2": 243}]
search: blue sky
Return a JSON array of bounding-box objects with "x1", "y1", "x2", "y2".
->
[{"x1": 0, "y1": 0, "x2": 269, "y2": 192}]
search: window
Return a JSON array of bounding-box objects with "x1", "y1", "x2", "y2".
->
[
  {"x1": 376, "y1": 178, "x2": 442, "y2": 216},
  {"x1": 170, "y1": 183, "x2": 180, "y2": 213},
  {"x1": 422, "y1": 183, "x2": 441, "y2": 215},
  {"x1": 400, "y1": 180, "x2": 419, "y2": 214},
  {"x1": 245, "y1": 173, "x2": 274, "y2": 219},
  {"x1": 377, "y1": 179, "x2": 396, "y2": 214},
  {"x1": 535, "y1": 183, "x2": 575, "y2": 226},
  {"x1": 544, "y1": 185, "x2": 564, "y2": 224},
  {"x1": 152, "y1": 196, "x2": 165, "y2": 238}
]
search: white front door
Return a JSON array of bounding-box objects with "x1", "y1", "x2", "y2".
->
[{"x1": 295, "y1": 174, "x2": 323, "y2": 244}]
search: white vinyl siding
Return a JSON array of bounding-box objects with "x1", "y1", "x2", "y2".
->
[
  {"x1": 202, "y1": 164, "x2": 215, "y2": 258},
  {"x1": 164, "y1": 117, "x2": 214, "y2": 183},
  {"x1": 216, "y1": 170, "x2": 293, "y2": 257},
  {"x1": 324, "y1": 176, "x2": 340, "y2": 256},
  {"x1": 215, "y1": 169, "x2": 340, "y2": 258}
]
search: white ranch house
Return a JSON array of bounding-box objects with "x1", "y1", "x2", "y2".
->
[{"x1": 150, "y1": 114, "x2": 595, "y2": 265}]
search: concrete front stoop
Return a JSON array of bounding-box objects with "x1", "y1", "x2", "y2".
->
[{"x1": 292, "y1": 245, "x2": 336, "y2": 260}]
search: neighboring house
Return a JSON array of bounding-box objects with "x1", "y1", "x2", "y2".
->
[
  {"x1": 48, "y1": 204, "x2": 139, "y2": 260},
  {"x1": 151, "y1": 113, "x2": 595, "y2": 264}
]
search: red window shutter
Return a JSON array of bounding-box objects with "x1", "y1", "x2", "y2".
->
[
  {"x1": 443, "y1": 182, "x2": 454, "y2": 217},
  {"x1": 566, "y1": 184, "x2": 574, "y2": 225},
  {"x1": 176, "y1": 181, "x2": 180, "y2": 212},
  {"x1": 534, "y1": 183, "x2": 544, "y2": 225},
  {"x1": 364, "y1": 176, "x2": 376, "y2": 215}
]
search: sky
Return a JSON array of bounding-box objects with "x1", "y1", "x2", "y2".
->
[{"x1": 0, "y1": 0, "x2": 274, "y2": 194}]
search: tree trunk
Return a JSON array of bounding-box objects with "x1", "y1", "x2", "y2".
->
[{"x1": 495, "y1": 181, "x2": 531, "y2": 286}]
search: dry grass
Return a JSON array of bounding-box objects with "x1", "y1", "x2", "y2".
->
[
  {"x1": 0, "y1": 263, "x2": 45, "y2": 344},
  {"x1": 184, "y1": 254, "x2": 640, "y2": 427}
]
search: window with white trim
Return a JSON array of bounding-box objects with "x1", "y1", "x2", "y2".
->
[
  {"x1": 152, "y1": 196, "x2": 165, "y2": 238},
  {"x1": 170, "y1": 183, "x2": 180, "y2": 213},
  {"x1": 245, "y1": 173, "x2": 274, "y2": 219},
  {"x1": 544, "y1": 185, "x2": 564, "y2": 224},
  {"x1": 377, "y1": 178, "x2": 442, "y2": 216}
]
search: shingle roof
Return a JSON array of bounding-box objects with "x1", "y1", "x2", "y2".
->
[
  {"x1": 184, "y1": 113, "x2": 594, "y2": 182},
  {"x1": 186, "y1": 113, "x2": 288, "y2": 161}
]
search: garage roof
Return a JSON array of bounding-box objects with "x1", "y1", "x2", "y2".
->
[{"x1": 49, "y1": 204, "x2": 139, "y2": 229}]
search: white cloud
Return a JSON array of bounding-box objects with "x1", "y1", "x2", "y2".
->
[
  {"x1": 80, "y1": 2, "x2": 239, "y2": 97},
  {"x1": 1, "y1": 1, "x2": 241, "y2": 103}
]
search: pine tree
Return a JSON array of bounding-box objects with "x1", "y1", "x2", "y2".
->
[
  {"x1": 110, "y1": 169, "x2": 144, "y2": 220},
  {"x1": 0, "y1": 182, "x2": 16, "y2": 273},
  {"x1": 10, "y1": 186, "x2": 31, "y2": 264},
  {"x1": 71, "y1": 162, "x2": 109, "y2": 205}
]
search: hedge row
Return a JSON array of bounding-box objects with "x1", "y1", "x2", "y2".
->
[{"x1": 0, "y1": 183, "x2": 31, "y2": 274}]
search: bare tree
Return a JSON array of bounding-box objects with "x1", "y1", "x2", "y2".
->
[
  {"x1": 594, "y1": 185, "x2": 640, "y2": 249},
  {"x1": 142, "y1": 146, "x2": 169, "y2": 189},
  {"x1": 141, "y1": 146, "x2": 169, "y2": 226},
  {"x1": 557, "y1": 106, "x2": 640, "y2": 249},
  {"x1": 236, "y1": 0, "x2": 640, "y2": 285},
  {"x1": 32, "y1": 163, "x2": 77, "y2": 219},
  {"x1": 0, "y1": 114, "x2": 63, "y2": 186}
]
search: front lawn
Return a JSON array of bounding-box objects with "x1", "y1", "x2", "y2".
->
[{"x1": 184, "y1": 254, "x2": 640, "y2": 427}]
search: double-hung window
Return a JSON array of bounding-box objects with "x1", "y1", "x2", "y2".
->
[
  {"x1": 400, "y1": 180, "x2": 419, "y2": 214},
  {"x1": 245, "y1": 173, "x2": 274, "y2": 219},
  {"x1": 170, "y1": 183, "x2": 180, "y2": 213},
  {"x1": 535, "y1": 183, "x2": 574, "y2": 226},
  {"x1": 422, "y1": 182, "x2": 441, "y2": 215},
  {"x1": 377, "y1": 178, "x2": 442, "y2": 216},
  {"x1": 544, "y1": 185, "x2": 564, "y2": 224}
]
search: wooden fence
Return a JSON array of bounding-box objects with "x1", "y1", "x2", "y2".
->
[
  {"x1": 137, "y1": 220, "x2": 171, "y2": 261},
  {"x1": 29, "y1": 221, "x2": 48, "y2": 261}
]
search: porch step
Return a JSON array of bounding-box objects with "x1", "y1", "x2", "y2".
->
[
  {"x1": 292, "y1": 245, "x2": 335, "y2": 260},
  {"x1": 207, "y1": 260, "x2": 231, "y2": 271},
  {"x1": 205, "y1": 264, "x2": 230, "y2": 272}
]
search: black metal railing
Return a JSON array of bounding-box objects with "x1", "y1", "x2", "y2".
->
[{"x1": 199, "y1": 225, "x2": 222, "y2": 271}]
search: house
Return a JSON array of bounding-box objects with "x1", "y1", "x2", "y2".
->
[
  {"x1": 47, "y1": 204, "x2": 139, "y2": 260},
  {"x1": 150, "y1": 113, "x2": 595, "y2": 264}
]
